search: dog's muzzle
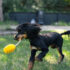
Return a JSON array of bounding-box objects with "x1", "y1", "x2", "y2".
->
[{"x1": 14, "y1": 34, "x2": 27, "y2": 41}]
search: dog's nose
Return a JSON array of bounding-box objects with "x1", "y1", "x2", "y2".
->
[
  {"x1": 14, "y1": 36, "x2": 18, "y2": 40},
  {"x1": 14, "y1": 34, "x2": 19, "y2": 40}
]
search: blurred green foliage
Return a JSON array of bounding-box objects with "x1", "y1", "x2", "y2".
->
[{"x1": 3, "y1": 0, "x2": 70, "y2": 13}]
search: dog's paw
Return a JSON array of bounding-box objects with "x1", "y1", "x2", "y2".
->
[{"x1": 58, "y1": 55, "x2": 64, "y2": 64}]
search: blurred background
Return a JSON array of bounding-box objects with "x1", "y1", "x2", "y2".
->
[
  {"x1": 0, "y1": 0, "x2": 70, "y2": 70},
  {"x1": 0, "y1": 0, "x2": 70, "y2": 25},
  {"x1": 0, "y1": 0, "x2": 70, "y2": 33},
  {"x1": 0, "y1": 0, "x2": 70, "y2": 34}
]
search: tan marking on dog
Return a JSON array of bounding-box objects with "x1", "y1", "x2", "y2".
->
[
  {"x1": 18, "y1": 34, "x2": 27, "y2": 40},
  {"x1": 30, "y1": 46, "x2": 37, "y2": 50},
  {"x1": 30, "y1": 46, "x2": 41, "y2": 50}
]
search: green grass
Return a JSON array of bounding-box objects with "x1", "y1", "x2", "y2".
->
[
  {"x1": 0, "y1": 32, "x2": 70, "y2": 70},
  {"x1": 53, "y1": 21, "x2": 70, "y2": 26},
  {"x1": 0, "y1": 21, "x2": 18, "y2": 25},
  {"x1": 0, "y1": 21, "x2": 18, "y2": 30}
]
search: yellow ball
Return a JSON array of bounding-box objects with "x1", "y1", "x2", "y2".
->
[{"x1": 3, "y1": 44, "x2": 16, "y2": 54}]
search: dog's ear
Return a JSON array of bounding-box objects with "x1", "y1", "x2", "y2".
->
[
  {"x1": 33, "y1": 26, "x2": 41, "y2": 33},
  {"x1": 31, "y1": 24, "x2": 40, "y2": 26},
  {"x1": 16, "y1": 23, "x2": 30, "y2": 30},
  {"x1": 30, "y1": 23, "x2": 41, "y2": 33},
  {"x1": 22, "y1": 23, "x2": 30, "y2": 27},
  {"x1": 27, "y1": 26, "x2": 41, "y2": 38},
  {"x1": 28, "y1": 26, "x2": 41, "y2": 35}
]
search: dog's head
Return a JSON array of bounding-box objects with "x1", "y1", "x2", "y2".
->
[{"x1": 14, "y1": 23, "x2": 41, "y2": 41}]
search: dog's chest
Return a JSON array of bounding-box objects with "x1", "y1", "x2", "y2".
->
[{"x1": 30, "y1": 46, "x2": 41, "y2": 50}]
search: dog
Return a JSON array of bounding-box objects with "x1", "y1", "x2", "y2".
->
[
  {"x1": 14, "y1": 23, "x2": 70, "y2": 70},
  {"x1": 61, "y1": 30, "x2": 70, "y2": 37}
]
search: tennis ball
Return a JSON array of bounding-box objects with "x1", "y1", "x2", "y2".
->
[{"x1": 3, "y1": 44, "x2": 16, "y2": 54}]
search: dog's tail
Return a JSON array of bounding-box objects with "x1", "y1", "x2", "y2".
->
[{"x1": 61, "y1": 30, "x2": 70, "y2": 36}]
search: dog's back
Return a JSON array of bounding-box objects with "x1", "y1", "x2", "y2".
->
[{"x1": 40, "y1": 32, "x2": 62, "y2": 46}]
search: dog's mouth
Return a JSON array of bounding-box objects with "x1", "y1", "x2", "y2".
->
[{"x1": 14, "y1": 34, "x2": 27, "y2": 41}]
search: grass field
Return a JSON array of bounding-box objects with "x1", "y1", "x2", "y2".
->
[{"x1": 0, "y1": 32, "x2": 70, "y2": 70}]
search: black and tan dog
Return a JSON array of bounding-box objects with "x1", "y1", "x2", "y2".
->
[{"x1": 14, "y1": 23, "x2": 70, "y2": 70}]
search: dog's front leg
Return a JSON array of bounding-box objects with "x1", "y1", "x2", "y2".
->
[
  {"x1": 28, "y1": 49, "x2": 37, "y2": 70},
  {"x1": 36, "y1": 49, "x2": 49, "y2": 61},
  {"x1": 28, "y1": 61, "x2": 34, "y2": 70}
]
